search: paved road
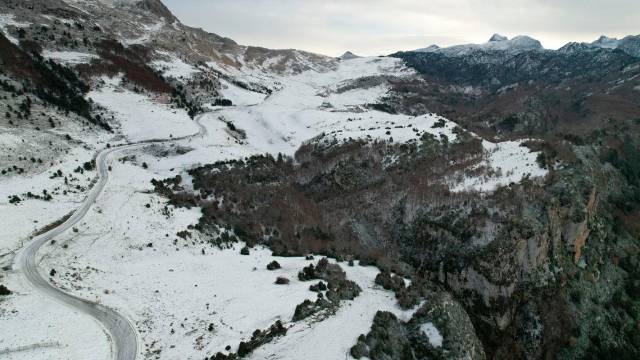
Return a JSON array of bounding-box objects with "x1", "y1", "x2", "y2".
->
[{"x1": 13, "y1": 115, "x2": 208, "y2": 360}]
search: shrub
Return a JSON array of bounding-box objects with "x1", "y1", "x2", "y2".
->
[
  {"x1": 0, "y1": 284, "x2": 11, "y2": 296},
  {"x1": 240, "y1": 246, "x2": 250, "y2": 255},
  {"x1": 214, "y1": 99, "x2": 233, "y2": 106},
  {"x1": 309, "y1": 281, "x2": 327, "y2": 292},
  {"x1": 292, "y1": 299, "x2": 315, "y2": 321},
  {"x1": 374, "y1": 272, "x2": 406, "y2": 292},
  {"x1": 292, "y1": 297, "x2": 334, "y2": 322},
  {"x1": 82, "y1": 161, "x2": 94, "y2": 171},
  {"x1": 266, "y1": 260, "x2": 281, "y2": 270},
  {"x1": 236, "y1": 320, "x2": 287, "y2": 357},
  {"x1": 431, "y1": 118, "x2": 446, "y2": 128},
  {"x1": 350, "y1": 340, "x2": 369, "y2": 359},
  {"x1": 298, "y1": 263, "x2": 316, "y2": 281}
]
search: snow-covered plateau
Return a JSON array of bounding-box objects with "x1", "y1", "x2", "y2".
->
[{"x1": 1, "y1": 55, "x2": 546, "y2": 359}]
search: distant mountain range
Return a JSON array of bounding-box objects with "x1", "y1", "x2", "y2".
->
[{"x1": 413, "y1": 33, "x2": 640, "y2": 59}]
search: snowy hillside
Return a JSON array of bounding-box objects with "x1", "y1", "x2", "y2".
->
[
  {"x1": 0, "y1": 1, "x2": 561, "y2": 360},
  {"x1": 1, "y1": 48, "x2": 548, "y2": 359}
]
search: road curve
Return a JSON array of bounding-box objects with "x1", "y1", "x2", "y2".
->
[{"x1": 13, "y1": 114, "x2": 209, "y2": 360}]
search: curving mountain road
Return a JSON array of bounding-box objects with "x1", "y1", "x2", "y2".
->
[{"x1": 13, "y1": 114, "x2": 208, "y2": 360}]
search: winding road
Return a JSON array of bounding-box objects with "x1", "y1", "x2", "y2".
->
[{"x1": 13, "y1": 114, "x2": 209, "y2": 360}]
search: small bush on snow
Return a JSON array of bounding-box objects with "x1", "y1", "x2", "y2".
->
[{"x1": 0, "y1": 285, "x2": 11, "y2": 296}]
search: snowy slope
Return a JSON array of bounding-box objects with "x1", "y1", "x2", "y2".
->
[
  {"x1": 87, "y1": 77, "x2": 199, "y2": 142},
  {"x1": 1, "y1": 53, "x2": 548, "y2": 360},
  {"x1": 217, "y1": 79, "x2": 267, "y2": 106},
  {"x1": 151, "y1": 57, "x2": 201, "y2": 80},
  {"x1": 0, "y1": 122, "x2": 108, "y2": 256},
  {"x1": 450, "y1": 140, "x2": 548, "y2": 193},
  {"x1": 0, "y1": 13, "x2": 30, "y2": 45},
  {"x1": 0, "y1": 281, "x2": 110, "y2": 360},
  {"x1": 37, "y1": 149, "x2": 415, "y2": 359},
  {"x1": 42, "y1": 51, "x2": 99, "y2": 65},
  {"x1": 249, "y1": 262, "x2": 417, "y2": 360}
]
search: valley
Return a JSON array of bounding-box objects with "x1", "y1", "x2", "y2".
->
[{"x1": 1, "y1": 1, "x2": 640, "y2": 360}]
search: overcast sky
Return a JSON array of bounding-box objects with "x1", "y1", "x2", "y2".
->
[{"x1": 163, "y1": 0, "x2": 640, "y2": 57}]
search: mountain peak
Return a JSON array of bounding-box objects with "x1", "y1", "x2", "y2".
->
[
  {"x1": 136, "y1": 0, "x2": 176, "y2": 21},
  {"x1": 489, "y1": 34, "x2": 508, "y2": 42},
  {"x1": 339, "y1": 51, "x2": 360, "y2": 60},
  {"x1": 482, "y1": 35, "x2": 542, "y2": 52},
  {"x1": 414, "y1": 44, "x2": 440, "y2": 53},
  {"x1": 591, "y1": 35, "x2": 620, "y2": 49}
]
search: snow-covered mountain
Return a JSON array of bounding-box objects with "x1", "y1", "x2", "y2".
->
[
  {"x1": 413, "y1": 44, "x2": 440, "y2": 53},
  {"x1": 2, "y1": 1, "x2": 640, "y2": 360},
  {"x1": 592, "y1": 34, "x2": 640, "y2": 57},
  {"x1": 413, "y1": 33, "x2": 640, "y2": 61},
  {"x1": 1, "y1": 0, "x2": 336, "y2": 77},
  {"x1": 338, "y1": 51, "x2": 360, "y2": 60},
  {"x1": 591, "y1": 35, "x2": 620, "y2": 49},
  {"x1": 414, "y1": 33, "x2": 543, "y2": 57}
]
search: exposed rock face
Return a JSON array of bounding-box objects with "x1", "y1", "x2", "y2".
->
[
  {"x1": 618, "y1": 35, "x2": 640, "y2": 58},
  {"x1": 411, "y1": 291, "x2": 486, "y2": 360},
  {"x1": 352, "y1": 290, "x2": 486, "y2": 360},
  {"x1": 572, "y1": 189, "x2": 597, "y2": 264},
  {"x1": 136, "y1": 0, "x2": 176, "y2": 21}
]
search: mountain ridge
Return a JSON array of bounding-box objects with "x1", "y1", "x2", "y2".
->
[{"x1": 412, "y1": 33, "x2": 640, "y2": 59}]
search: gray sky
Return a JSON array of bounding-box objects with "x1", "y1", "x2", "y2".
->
[{"x1": 163, "y1": 0, "x2": 640, "y2": 56}]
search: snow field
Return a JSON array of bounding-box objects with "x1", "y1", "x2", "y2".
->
[
  {"x1": 0, "y1": 274, "x2": 110, "y2": 360},
  {"x1": 450, "y1": 139, "x2": 548, "y2": 193},
  {"x1": 0, "y1": 128, "x2": 109, "y2": 358},
  {"x1": 151, "y1": 57, "x2": 201, "y2": 80},
  {"x1": 250, "y1": 260, "x2": 419, "y2": 360},
  {"x1": 0, "y1": 13, "x2": 31, "y2": 45},
  {"x1": 217, "y1": 79, "x2": 267, "y2": 106},
  {"x1": 419, "y1": 322, "x2": 443, "y2": 348},
  {"x1": 205, "y1": 55, "x2": 547, "y2": 193},
  {"x1": 0, "y1": 129, "x2": 105, "y2": 255},
  {"x1": 42, "y1": 51, "x2": 99, "y2": 65},
  {"x1": 87, "y1": 77, "x2": 199, "y2": 142},
  {"x1": 39, "y1": 153, "x2": 413, "y2": 359}
]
